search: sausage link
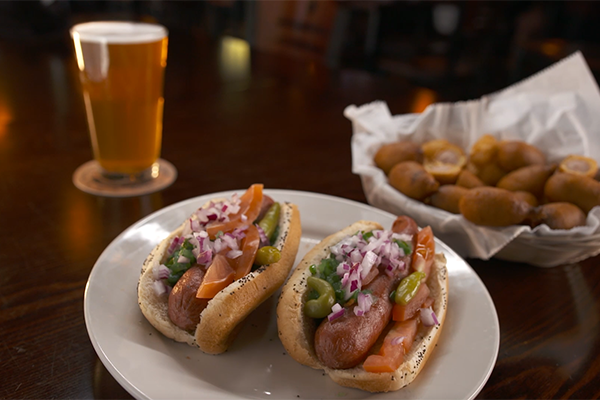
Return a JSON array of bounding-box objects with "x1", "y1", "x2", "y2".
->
[
  {"x1": 314, "y1": 271, "x2": 398, "y2": 369},
  {"x1": 168, "y1": 266, "x2": 209, "y2": 332},
  {"x1": 313, "y1": 218, "x2": 416, "y2": 369},
  {"x1": 392, "y1": 215, "x2": 419, "y2": 237}
]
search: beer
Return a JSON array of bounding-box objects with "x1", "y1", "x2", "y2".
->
[{"x1": 71, "y1": 22, "x2": 168, "y2": 176}]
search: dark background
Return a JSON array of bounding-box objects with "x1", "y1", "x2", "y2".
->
[{"x1": 1, "y1": 0, "x2": 600, "y2": 101}]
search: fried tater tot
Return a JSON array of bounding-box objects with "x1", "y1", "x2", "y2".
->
[
  {"x1": 421, "y1": 139, "x2": 467, "y2": 185},
  {"x1": 429, "y1": 185, "x2": 470, "y2": 214},
  {"x1": 558, "y1": 155, "x2": 598, "y2": 178},
  {"x1": 529, "y1": 202, "x2": 587, "y2": 230},
  {"x1": 459, "y1": 187, "x2": 532, "y2": 226},
  {"x1": 469, "y1": 134, "x2": 498, "y2": 167},
  {"x1": 544, "y1": 172, "x2": 600, "y2": 214},
  {"x1": 477, "y1": 162, "x2": 508, "y2": 186},
  {"x1": 497, "y1": 140, "x2": 546, "y2": 172},
  {"x1": 423, "y1": 162, "x2": 463, "y2": 185},
  {"x1": 455, "y1": 169, "x2": 485, "y2": 189},
  {"x1": 496, "y1": 164, "x2": 556, "y2": 199},
  {"x1": 388, "y1": 161, "x2": 440, "y2": 201},
  {"x1": 374, "y1": 141, "x2": 423, "y2": 174},
  {"x1": 513, "y1": 191, "x2": 539, "y2": 208}
]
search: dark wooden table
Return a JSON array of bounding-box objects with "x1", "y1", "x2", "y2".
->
[{"x1": 1, "y1": 25, "x2": 599, "y2": 400}]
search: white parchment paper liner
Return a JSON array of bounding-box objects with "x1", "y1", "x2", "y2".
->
[{"x1": 346, "y1": 51, "x2": 600, "y2": 267}]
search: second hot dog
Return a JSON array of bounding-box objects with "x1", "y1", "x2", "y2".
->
[{"x1": 277, "y1": 217, "x2": 448, "y2": 392}]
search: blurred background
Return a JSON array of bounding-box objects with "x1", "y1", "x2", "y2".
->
[{"x1": 1, "y1": 0, "x2": 600, "y2": 102}]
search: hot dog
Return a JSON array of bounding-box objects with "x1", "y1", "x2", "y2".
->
[
  {"x1": 138, "y1": 184, "x2": 301, "y2": 354},
  {"x1": 276, "y1": 217, "x2": 448, "y2": 392}
]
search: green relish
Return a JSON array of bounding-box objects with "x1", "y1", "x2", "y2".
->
[
  {"x1": 307, "y1": 252, "x2": 374, "y2": 305},
  {"x1": 394, "y1": 239, "x2": 412, "y2": 255},
  {"x1": 164, "y1": 239, "x2": 196, "y2": 286}
]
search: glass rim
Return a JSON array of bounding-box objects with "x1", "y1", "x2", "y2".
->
[{"x1": 70, "y1": 21, "x2": 168, "y2": 44}]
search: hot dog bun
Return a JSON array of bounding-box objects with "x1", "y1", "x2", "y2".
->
[
  {"x1": 277, "y1": 220, "x2": 448, "y2": 392},
  {"x1": 138, "y1": 199, "x2": 301, "y2": 354}
]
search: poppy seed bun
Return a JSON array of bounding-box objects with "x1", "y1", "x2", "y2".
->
[
  {"x1": 277, "y1": 220, "x2": 448, "y2": 392},
  {"x1": 138, "y1": 201, "x2": 301, "y2": 354}
]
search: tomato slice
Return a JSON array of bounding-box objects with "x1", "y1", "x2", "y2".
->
[
  {"x1": 231, "y1": 224, "x2": 260, "y2": 280},
  {"x1": 412, "y1": 226, "x2": 434, "y2": 277},
  {"x1": 392, "y1": 282, "x2": 430, "y2": 322},
  {"x1": 196, "y1": 254, "x2": 235, "y2": 299},
  {"x1": 362, "y1": 345, "x2": 403, "y2": 373},
  {"x1": 206, "y1": 184, "x2": 264, "y2": 239},
  {"x1": 363, "y1": 319, "x2": 418, "y2": 373}
]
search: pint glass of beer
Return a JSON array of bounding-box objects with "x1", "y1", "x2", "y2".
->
[{"x1": 71, "y1": 22, "x2": 172, "y2": 190}]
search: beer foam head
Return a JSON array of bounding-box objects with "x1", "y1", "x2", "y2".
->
[{"x1": 70, "y1": 22, "x2": 167, "y2": 44}]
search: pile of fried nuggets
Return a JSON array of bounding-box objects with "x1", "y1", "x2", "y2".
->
[{"x1": 375, "y1": 135, "x2": 600, "y2": 229}]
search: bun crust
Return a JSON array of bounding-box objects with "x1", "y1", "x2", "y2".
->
[
  {"x1": 277, "y1": 220, "x2": 448, "y2": 392},
  {"x1": 138, "y1": 201, "x2": 301, "y2": 354}
]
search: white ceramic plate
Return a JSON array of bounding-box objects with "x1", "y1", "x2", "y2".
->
[{"x1": 84, "y1": 190, "x2": 499, "y2": 400}]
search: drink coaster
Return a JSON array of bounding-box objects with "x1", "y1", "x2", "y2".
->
[{"x1": 73, "y1": 158, "x2": 177, "y2": 197}]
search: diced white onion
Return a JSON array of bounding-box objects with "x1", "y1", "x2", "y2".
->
[
  {"x1": 213, "y1": 238, "x2": 226, "y2": 254},
  {"x1": 153, "y1": 280, "x2": 167, "y2": 296},
  {"x1": 227, "y1": 249, "x2": 243, "y2": 259},
  {"x1": 322, "y1": 229, "x2": 415, "y2": 316},
  {"x1": 327, "y1": 303, "x2": 344, "y2": 322},
  {"x1": 353, "y1": 292, "x2": 374, "y2": 316},
  {"x1": 391, "y1": 336, "x2": 405, "y2": 346},
  {"x1": 197, "y1": 249, "x2": 212, "y2": 265},
  {"x1": 420, "y1": 306, "x2": 439, "y2": 326},
  {"x1": 221, "y1": 233, "x2": 239, "y2": 251},
  {"x1": 167, "y1": 236, "x2": 182, "y2": 255},
  {"x1": 153, "y1": 264, "x2": 170, "y2": 280},
  {"x1": 360, "y1": 250, "x2": 378, "y2": 279},
  {"x1": 177, "y1": 255, "x2": 190, "y2": 264}
]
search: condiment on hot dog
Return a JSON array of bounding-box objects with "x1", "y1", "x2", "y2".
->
[
  {"x1": 277, "y1": 217, "x2": 448, "y2": 392},
  {"x1": 138, "y1": 184, "x2": 301, "y2": 354}
]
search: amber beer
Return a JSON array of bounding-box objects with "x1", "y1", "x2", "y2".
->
[{"x1": 71, "y1": 22, "x2": 168, "y2": 176}]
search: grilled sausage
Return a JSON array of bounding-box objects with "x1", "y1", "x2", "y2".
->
[
  {"x1": 391, "y1": 215, "x2": 419, "y2": 237},
  {"x1": 168, "y1": 266, "x2": 209, "y2": 332},
  {"x1": 314, "y1": 267, "x2": 402, "y2": 369}
]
